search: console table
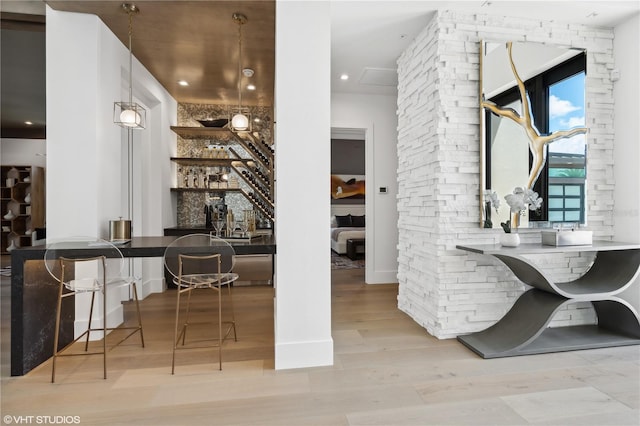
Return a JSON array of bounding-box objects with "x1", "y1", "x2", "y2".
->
[
  {"x1": 10, "y1": 236, "x2": 276, "y2": 376},
  {"x1": 456, "y1": 241, "x2": 640, "y2": 358}
]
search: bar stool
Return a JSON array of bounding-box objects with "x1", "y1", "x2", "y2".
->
[
  {"x1": 163, "y1": 234, "x2": 238, "y2": 373},
  {"x1": 44, "y1": 237, "x2": 145, "y2": 382}
]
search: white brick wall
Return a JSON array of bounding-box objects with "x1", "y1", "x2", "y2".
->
[{"x1": 397, "y1": 11, "x2": 615, "y2": 338}]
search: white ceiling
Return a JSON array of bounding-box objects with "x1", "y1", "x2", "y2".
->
[{"x1": 330, "y1": 0, "x2": 640, "y2": 96}]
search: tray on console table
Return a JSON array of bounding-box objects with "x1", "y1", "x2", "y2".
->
[{"x1": 456, "y1": 241, "x2": 640, "y2": 358}]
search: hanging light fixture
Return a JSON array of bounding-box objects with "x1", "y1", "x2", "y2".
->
[
  {"x1": 230, "y1": 13, "x2": 250, "y2": 132},
  {"x1": 114, "y1": 3, "x2": 146, "y2": 129}
]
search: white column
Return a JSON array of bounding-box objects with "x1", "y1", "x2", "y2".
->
[{"x1": 274, "y1": 1, "x2": 333, "y2": 369}]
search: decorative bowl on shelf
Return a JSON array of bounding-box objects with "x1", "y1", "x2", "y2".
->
[{"x1": 197, "y1": 118, "x2": 229, "y2": 128}]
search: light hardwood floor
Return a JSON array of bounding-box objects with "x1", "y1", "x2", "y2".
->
[{"x1": 1, "y1": 260, "x2": 638, "y2": 425}]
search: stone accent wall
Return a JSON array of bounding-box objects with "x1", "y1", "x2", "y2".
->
[
  {"x1": 397, "y1": 11, "x2": 615, "y2": 338},
  {"x1": 175, "y1": 103, "x2": 273, "y2": 227}
]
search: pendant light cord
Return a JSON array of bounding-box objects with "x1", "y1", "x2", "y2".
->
[
  {"x1": 237, "y1": 17, "x2": 243, "y2": 110},
  {"x1": 127, "y1": 9, "x2": 134, "y2": 105},
  {"x1": 127, "y1": 8, "x2": 134, "y2": 221}
]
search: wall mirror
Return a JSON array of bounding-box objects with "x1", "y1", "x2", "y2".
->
[{"x1": 480, "y1": 40, "x2": 588, "y2": 229}]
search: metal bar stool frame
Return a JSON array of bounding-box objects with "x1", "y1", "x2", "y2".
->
[
  {"x1": 164, "y1": 234, "x2": 238, "y2": 374},
  {"x1": 52, "y1": 255, "x2": 108, "y2": 382},
  {"x1": 46, "y1": 238, "x2": 145, "y2": 383}
]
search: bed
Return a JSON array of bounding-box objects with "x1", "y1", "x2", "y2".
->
[{"x1": 330, "y1": 214, "x2": 365, "y2": 254}]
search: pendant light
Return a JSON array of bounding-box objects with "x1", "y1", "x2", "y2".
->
[
  {"x1": 230, "y1": 13, "x2": 250, "y2": 132},
  {"x1": 114, "y1": 3, "x2": 146, "y2": 129}
]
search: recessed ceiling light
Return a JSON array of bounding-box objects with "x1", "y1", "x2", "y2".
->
[
  {"x1": 340, "y1": 74, "x2": 349, "y2": 81},
  {"x1": 177, "y1": 80, "x2": 189, "y2": 86},
  {"x1": 247, "y1": 84, "x2": 256, "y2": 90},
  {"x1": 25, "y1": 121, "x2": 33, "y2": 125},
  {"x1": 242, "y1": 68, "x2": 254, "y2": 77}
]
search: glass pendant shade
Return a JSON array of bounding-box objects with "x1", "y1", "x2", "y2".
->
[
  {"x1": 230, "y1": 108, "x2": 251, "y2": 132},
  {"x1": 120, "y1": 109, "x2": 140, "y2": 127},
  {"x1": 231, "y1": 113, "x2": 249, "y2": 131},
  {"x1": 114, "y1": 101, "x2": 146, "y2": 129}
]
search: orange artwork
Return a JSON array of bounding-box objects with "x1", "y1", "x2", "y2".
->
[{"x1": 331, "y1": 175, "x2": 365, "y2": 200}]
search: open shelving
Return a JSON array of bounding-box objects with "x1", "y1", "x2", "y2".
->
[
  {"x1": 1, "y1": 166, "x2": 45, "y2": 254},
  {"x1": 170, "y1": 125, "x2": 274, "y2": 222}
]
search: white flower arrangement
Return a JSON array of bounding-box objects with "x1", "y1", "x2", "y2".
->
[
  {"x1": 483, "y1": 189, "x2": 500, "y2": 228},
  {"x1": 485, "y1": 187, "x2": 543, "y2": 233},
  {"x1": 484, "y1": 190, "x2": 501, "y2": 212}
]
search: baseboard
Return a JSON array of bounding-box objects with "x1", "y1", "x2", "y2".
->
[
  {"x1": 365, "y1": 269, "x2": 398, "y2": 284},
  {"x1": 74, "y1": 304, "x2": 125, "y2": 340},
  {"x1": 141, "y1": 277, "x2": 165, "y2": 298},
  {"x1": 275, "y1": 338, "x2": 334, "y2": 370}
]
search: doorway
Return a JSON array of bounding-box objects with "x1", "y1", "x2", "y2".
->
[{"x1": 330, "y1": 127, "x2": 366, "y2": 278}]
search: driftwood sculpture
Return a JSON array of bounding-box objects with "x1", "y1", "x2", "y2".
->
[{"x1": 481, "y1": 42, "x2": 588, "y2": 190}]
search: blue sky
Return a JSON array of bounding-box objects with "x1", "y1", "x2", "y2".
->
[{"x1": 548, "y1": 72, "x2": 586, "y2": 155}]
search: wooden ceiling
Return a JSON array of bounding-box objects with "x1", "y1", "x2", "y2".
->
[{"x1": 45, "y1": 0, "x2": 275, "y2": 107}]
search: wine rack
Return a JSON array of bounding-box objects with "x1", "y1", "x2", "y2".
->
[{"x1": 170, "y1": 126, "x2": 275, "y2": 223}]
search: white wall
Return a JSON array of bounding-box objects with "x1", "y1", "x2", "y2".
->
[
  {"x1": 331, "y1": 93, "x2": 399, "y2": 283},
  {"x1": 46, "y1": 7, "x2": 176, "y2": 240},
  {"x1": 0, "y1": 139, "x2": 47, "y2": 168},
  {"x1": 613, "y1": 13, "x2": 640, "y2": 244},
  {"x1": 274, "y1": 1, "x2": 333, "y2": 369},
  {"x1": 46, "y1": 9, "x2": 100, "y2": 238},
  {"x1": 46, "y1": 6, "x2": 176, "y2": 332}
]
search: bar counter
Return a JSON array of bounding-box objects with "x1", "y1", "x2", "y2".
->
[{"x1": 11, "y1": 235, "x2": 276, "y2": 376}]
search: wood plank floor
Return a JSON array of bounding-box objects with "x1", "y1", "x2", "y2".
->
[{"x1": 1, "y1": 261, "x2": 639, "y2": 425}]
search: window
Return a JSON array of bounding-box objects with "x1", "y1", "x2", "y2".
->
[
  {"x1": 546, "y1": 70, "x2": 586, "y2": 224},
  {"x1": 548, "y1": 183, "x2": 585, "y2": 223}
]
